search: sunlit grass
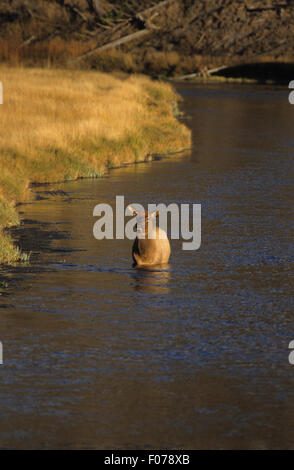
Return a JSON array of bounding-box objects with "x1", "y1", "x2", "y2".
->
[{"x1": 0, "y1": 66, "x2": 191, "y2": 264}]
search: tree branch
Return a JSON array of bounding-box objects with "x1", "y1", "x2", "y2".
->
[{"x1": 69, "y1": 28, "x2": 152, "y2": 63}]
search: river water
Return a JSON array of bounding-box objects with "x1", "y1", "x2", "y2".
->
[{"x1": 0, "y1": 83, "x2": 293, "y2": 449}]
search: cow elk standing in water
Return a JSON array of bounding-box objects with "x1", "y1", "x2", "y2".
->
[{"x1": 128, "y1": 207, "x2": 171, "y2": 266}]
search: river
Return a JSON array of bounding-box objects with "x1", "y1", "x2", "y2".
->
[{"x1": 0, "y1": 83, "x2": 293, "y2": 449}]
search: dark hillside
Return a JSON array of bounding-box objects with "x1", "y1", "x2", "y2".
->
[{"x1": 1, "y1": 0, "x2": 294, "y2": 78}]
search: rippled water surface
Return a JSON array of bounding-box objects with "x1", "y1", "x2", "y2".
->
[{"x1": 0, "y1": 83, "x2": 294, "y2": 449}]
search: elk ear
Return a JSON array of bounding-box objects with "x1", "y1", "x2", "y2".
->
[
  {"x1": 126, "y1": 205, "x2": 137, "y2": 216},
  {"x1": 151, "y1": 210, "x2": 160, "y2": 218}
]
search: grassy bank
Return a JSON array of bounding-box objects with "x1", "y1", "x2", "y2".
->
[{"x1": 0, "y1": 67, "x2": 191, "y2": 264}]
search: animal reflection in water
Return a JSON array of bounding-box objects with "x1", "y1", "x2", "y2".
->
[
  {"x1": 128, "y1": 207, "x2": 171, "y2": 267},
  {"x1": 132, "y1": 265, "x2": 171, "y2": 294}
]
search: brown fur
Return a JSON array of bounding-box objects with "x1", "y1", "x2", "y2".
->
[{"x1": 131, "y1": 210, "x2": 171, "y2": 266}]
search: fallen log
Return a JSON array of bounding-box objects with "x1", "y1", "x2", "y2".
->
[
  {"x1": 171, "y1": 65, "x2": 228, "y2": 80},
  {"x1": 20, "y1": 35, "x2": 36, "y2": 48},
  {"x1": 69, "y1": 28, "x2": 152, "y2": 63},
  {"x1": 135, "y1": 0, "x2": 171, "y2": 19}
]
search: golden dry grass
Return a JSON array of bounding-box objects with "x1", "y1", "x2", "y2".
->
[{"x1": 0, "y1": 66, "x2": 191, "y2": 264}]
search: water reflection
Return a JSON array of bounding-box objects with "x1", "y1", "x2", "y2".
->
[{"x1": 131, "y1": 265, "x2": 171, "y2": 294}]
